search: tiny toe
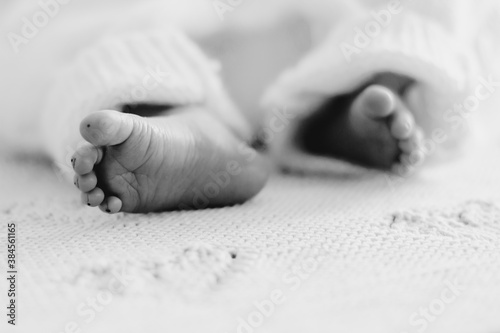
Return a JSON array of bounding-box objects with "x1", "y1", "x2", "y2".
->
[
  {"x1": 392, "y1": 163, "x2": 413, "y2": 178},
  {"x1": 82, "y1": 188, "x2": 105, "y2": 207},
  {"x1": 101, "y1": 196, "x2": 122, "y2": 214},
  {"x1": 390, "y1": 108, "x2": 415, "y2": 140},
  {"x1": 400, "y1": 150, "x2": 425, "y2": 168},
  {"x1": 74, "y1": 172, "x2": 98, "y2": 193},
  {"x1": 399, "y1": 127, "x2": 424, "y2": 153},
  {"x1": 399, "y1": 138, "x2": 417, "y2": 153},
  {"x1": 73, "y1": 144, "x2": 103, "y2": 175},
  {"x1": 354, "y1": 85, "x2": 395, "y2": 118},
  {"x1": 107, "y1": 197, "x2": 122, "y2": 214}
]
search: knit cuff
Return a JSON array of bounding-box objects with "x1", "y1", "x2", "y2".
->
[
  {"x1": 263, "y1": 12, "x2": 475, "y2": 175},
  {"x1": 41, "y1": 29, "x2": 250, "y2": 177}
]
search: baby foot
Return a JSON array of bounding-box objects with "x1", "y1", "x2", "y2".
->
[
  {"x1": 298, "y1": 79, "x2": 424, "y2": 171},
  {"x1": 348, "y1": 85, "x2": 425, "y2": 170},
  {"x1": 71, "y1": 107, "x2": 269, "y2": 213}
]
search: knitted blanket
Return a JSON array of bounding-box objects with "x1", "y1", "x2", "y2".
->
[{"x1": 1, "y1": 111, "x2": 500, "y2": 333}]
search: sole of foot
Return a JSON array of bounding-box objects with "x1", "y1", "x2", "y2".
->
[{"x1": 71, "y1": 108, "x2": 269, "y2": 214}]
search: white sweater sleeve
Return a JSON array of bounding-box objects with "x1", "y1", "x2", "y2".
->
[
  {"x1": 0, "y1": 0, "x2": 250, "y2": 180},
  {"x1": 40, "y1": 28, "x2": 251, "y2": 175},
  {"x1": 263, "y1": 0, "x2": 497, "y2": 175}
]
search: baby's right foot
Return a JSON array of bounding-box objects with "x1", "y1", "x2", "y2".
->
[{"x1": 71, "y1": 108, "x2": 269, "y2": 213}]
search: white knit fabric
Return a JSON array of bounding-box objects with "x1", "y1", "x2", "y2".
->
[
  {"x1": 1, "y1": 0, "x2": 498, "y2": 177},
  {"x1": 1, "y1": 109, "x2": 500, "y2": 333}
]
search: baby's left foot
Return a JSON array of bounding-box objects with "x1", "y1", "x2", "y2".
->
[{"x1": 298, "y1": 75, "x2": 425, "y2": 172}]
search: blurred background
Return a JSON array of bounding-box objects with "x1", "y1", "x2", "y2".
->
[{"x1": 1, "y1": 1, "x2": 500, "y2": 333}]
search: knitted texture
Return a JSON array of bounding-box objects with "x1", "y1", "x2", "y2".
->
[{"x1": 1, "y1": 111, "x2": 500, "y2": 333}]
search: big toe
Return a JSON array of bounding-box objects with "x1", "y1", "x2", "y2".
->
[
  {"x1": 354, "y1": 85, "x2": 416, "y2": 140},
  {"x1": 352, "y1": 85, "x2": 396, "y2": 119},
  {"x1": 80, "y1": 110, "x2": 135, "y2": 147}
]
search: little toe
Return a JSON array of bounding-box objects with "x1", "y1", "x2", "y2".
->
[
  {"x1": 72, "y1": 144, "x2": 103, "y2": 175},
  {"x1": 399, "y1": 127, "x2": 424, "y2": 153},
  {"x1": 353, "y1": 85, "x2": 396, "y2": 119},
  {"x1": 390, "y1": 106, "x2": 415, "y2": 140},
  {"x1": 392, "y1": 163, "x2": 414, "y2": 177},
  {"x1": 99, "y1": 196, "x2": 122, "y2": 214},
  {"x1": 399, "y1": 127, "x2": 426, "y2": 169},
  {"x1": 82, "y1": 188, "x2": 105, "y2": 207},
  {"x1": 74, "y1": 172, "x2": 98, "y2": 193},
  {"x1": 400, "y1": 150, "x2": 426, "y2": 168},
  {"x1": 80, "y1": 110, "x2": 135, "y2": 147}
]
